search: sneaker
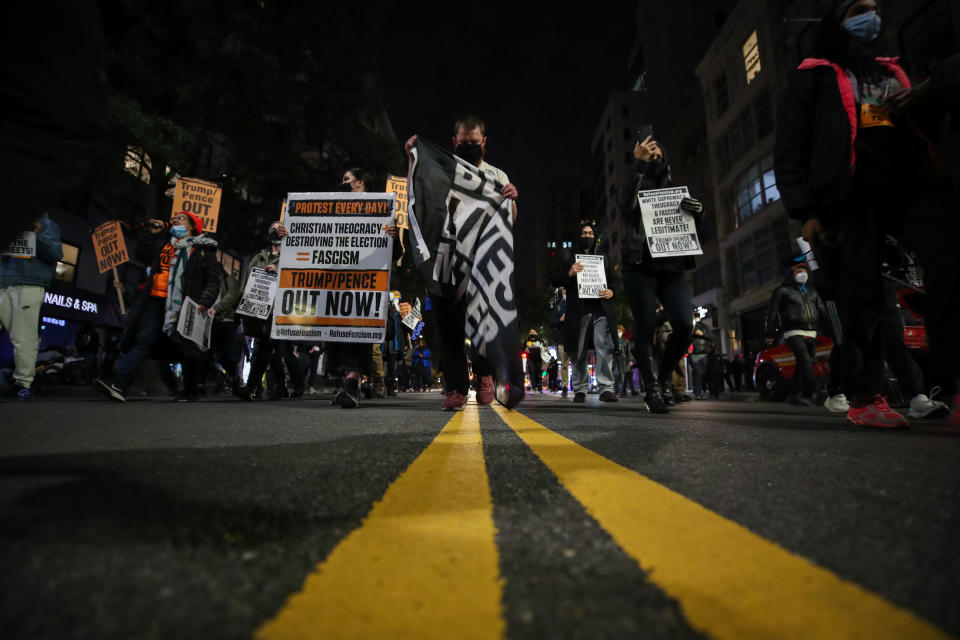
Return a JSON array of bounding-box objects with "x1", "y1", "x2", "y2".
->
[
  {"x1": 599, "y1": 390, "x2": 618, "y2": 402},
  {"x1": 644, "y1": 381, "x2": 670, "y2": 414},
  {"x1": 340, "y1": 378, "x2": 360, "y2": 408},
  {"x1": 824, "y1": 393, "x2": 849, "y2": 413},
  {"x1": 441, "y1": 390, "x2": 466, "y2": 411},
  {"x1": 907, "y1": 390, "x2": 950, "y2": 419},
  {"x1": 15, "y1": 385, "x2": 34, "y2": 402},
  {"x1": 95, "y1": 378, "x2": 126, "y2": 403},
  {"x1": 573, "y1": 392, "x2": 586, "y2": 403},
  {"x1": 233, "y1": 386, "x2": 255, "y2": 402},
  {"x1": 477, "y1": 375, "x2": 495, "y2": 405},
  {"x1": 561, "y1": 388, "x2": 568, "y2": 398},
  {"x1": 846, "y1": 395, "x2": 909, "y2": 429},
  {"x1": 786, "y1": 394, "x2": 814, "y2": 407}
]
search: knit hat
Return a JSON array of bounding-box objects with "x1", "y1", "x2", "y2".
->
[{"x1": 179, "y1": 211, "x2": 204, "y2": 234}]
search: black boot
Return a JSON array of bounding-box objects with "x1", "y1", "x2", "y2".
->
[
  {"x1": 341, "y1": 377, "x2": 360, "y2": 408},
  {"x1": 662, "y1": 385, "x2": 676, "y2": 406},
  {"x1": 644, "y1": 380, "x2": 670, "y2": 414}
]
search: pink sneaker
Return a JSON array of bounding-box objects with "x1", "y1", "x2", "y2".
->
[
  {"x1": 441, "y1": 390, "x2": 467, "y2": 411},
  {"x1": 477, "y1": 375, "x2": 495, "y2": 405},
  {"x1": 846, "y1": 395, "x2": 909, "y2": 429}
]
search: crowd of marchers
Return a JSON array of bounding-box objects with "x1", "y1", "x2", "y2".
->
[{"x1": 2, "y1": 0, "x2": 957, "y2": 427}]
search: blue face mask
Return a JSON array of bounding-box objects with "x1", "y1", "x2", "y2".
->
[
  {"x1": 170, "y1": 225, "x2": 188, "y2": 238},
  {"x1": 843, "y1": 11, "x2": 881, "y2": 42}
]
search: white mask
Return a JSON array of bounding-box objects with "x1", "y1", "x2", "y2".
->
[{"x1": 794, "y1": 271, "x2": 808, "y2": 285}]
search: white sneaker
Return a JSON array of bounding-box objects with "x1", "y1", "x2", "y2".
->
[
  {"x1": 824, "y1": 394, "x2": 849, "y2": 413},
  {"x1": 907, "y1": 393, "x2": 950, "y2": 419}
]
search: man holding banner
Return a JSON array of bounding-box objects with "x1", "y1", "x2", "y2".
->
[{"x1": 403, "y1": 114, "x2": 524, "y2": 410}]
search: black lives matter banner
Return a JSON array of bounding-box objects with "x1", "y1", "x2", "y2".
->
[
  {"x1": 271, "y1": 192, "x2": 395, "y2": 342},
  {"x1": 407, "y1": 138, "x2": 523, "y2": 406}
]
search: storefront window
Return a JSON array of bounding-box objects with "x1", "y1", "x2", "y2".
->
[{"x1": 54, "y1": 241, "x2": 80, "y2": 284}]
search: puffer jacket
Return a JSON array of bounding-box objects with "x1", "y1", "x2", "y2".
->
[
  {"x1": 0, "y1": 216, "x2": 62, "y2": 287},
  {"x1": 764, "y1": 278, "x2": 828, "y2": 337}
]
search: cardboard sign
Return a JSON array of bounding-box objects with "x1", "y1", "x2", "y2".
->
[
  {"x1": 271, "y1": 192, "x2": 395, "y2": 343},
  {"x1": 91, "y1": 221, "x2": 130, "y2": 274},
  {"x1": 638, "y1": 186, "x2": 703, "y2": 258},
  {"x1": 575, "y1": 254, "x2": 606, "y2": 299},
  {"x1": 385, "y1": 175, "x2": 409, "y2": 229},
  {"x1": 236, "y1": 267, "x2": 279, "y2": 320},
  {"x1": 171, "y1": 177, "x2": 222, "y2": 233},
  {"x1": 177, "y1": 296, "x2": 213, "y2": 351},
  {"x1": 2, "y1": 231, "x2": 36, "y2": 259}
]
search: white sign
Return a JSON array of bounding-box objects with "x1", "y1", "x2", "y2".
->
[
  {"x1": 271, "y1": 192, "x2": 395, "y2": 343},
  {"x1": 236, "y1": 268, "x2": 279, "y2": 320},
  {"x1": 576, "y1": 254, "x2": 606, "y2": 299},
  {"x1": 401, "y1": 297, "x2": 423, "y2": 330},
  {"x1": 2, "y1": 231, "x2": 37, "y2": 259},
  {"x1": 177, "y1": 296, "x2": 213, "y2": 351},
  {"x1": 638, "y1": 186, "x2": 703, "y2": 258}
]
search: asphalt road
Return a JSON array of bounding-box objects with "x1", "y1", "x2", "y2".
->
[{"x1": 1, "y1": 390, "x2": 957, "y2": 639}]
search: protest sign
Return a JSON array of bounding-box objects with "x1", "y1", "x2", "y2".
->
[
  {"x1": 401, "y1": 298, "x2": 422, "y2": 330},
  {"x1": 385, "y1": 175, "x2": 409, "y2": 229},
  {"x1": 271, "y1": 192, "x2": 395, "y2": 343},
  {"x1": 236, "y1": 268, "x2": 279, "y2": 320},
  {"x1": 1, "y1": 231, "x2": 36, "y2": 259},
  {"x1": 177, "y1": 296, "x2": 213, "y2": 351},
  {"x1": 91, "y1": 221, "x2": 129, "y2": 274},
  {"x1": 638, "y1": 186, "x2": 703, "y2": 258},
  {"x1": 171, "y1": 177, "x2": 222, "y2": 233},
  {"x1": 575, "y1": 254, "x2": 606, "y2": 299}
]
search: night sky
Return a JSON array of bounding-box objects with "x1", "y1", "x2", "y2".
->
[{"x1": 373, "y1": 3, "x2": 638, "y2": 250}]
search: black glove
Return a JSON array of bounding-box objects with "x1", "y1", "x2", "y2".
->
[{"x1": 680, "y1": 197, "x2": 703, "y2": 215}]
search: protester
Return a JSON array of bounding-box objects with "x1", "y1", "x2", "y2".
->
[
  {"x1": 764, "y1": 258, "x2": 828, "y2": 406},
  {"x1": 547, "y1": 287, "x2": 570, "y2": 397},
  {"x1": 552, "y1": 221, "x2": 619, "y2": 403},
  {"x1": 233, "y1": 220, "x2": 306, "y2": 402},
  {"x1": 707, "y1": 346, "x2": 725, "y2": 400},
  {"x1": 524, "y1": 329, "x2": 545, "y2": 393},
  {"x1": 773, "y1": 0, "x2": 951, "y2": 427},
  {"x1": 615, "y1": 325, "x2": 637, "y2": 397},
  {"x1": 209, "y1": 264, "x2": 243, "y2": 392},
  {"x1": 616, "y1": 133, "x2": 702, "y2": 413},
  {"x1": 689, "y1": 317, "x2": 712, "y2": 400},
  {"x1": 0, "y1": 213, "x2": 62, "y2": 400},
  {"x1": 404, "y1": 115, "x2": 521, "y2": 410},
  {"x1": 547, "y1": 356, "x2": 559, "y2": 391},
  {"x1": 412, "y1": 338, "x2": 432, "y2": 392}
]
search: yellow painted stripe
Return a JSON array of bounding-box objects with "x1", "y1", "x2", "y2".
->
[
  {"x1": 257, "y1": 404, "x2": 504, "y2": 640},
  {"x1": 491, "y1": 404, "x2": 947, "y2": 640}
]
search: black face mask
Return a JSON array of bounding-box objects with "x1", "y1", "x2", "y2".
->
[
  {"x1": 454, "y1": 142, "x2": 483, "y2": 165},
  {"x1": 268, "y1": 229, "x2": 282, "y2": 245},
  {"x1": 578, "y1": 236, "x2": 594, "y2": 252},
  {"x1": 338, "y1": 182, "x2": 353, "y2": 192}
]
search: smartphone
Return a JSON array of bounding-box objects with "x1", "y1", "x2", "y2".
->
[{"x1": 635, "y1": 125, "x2": 654, "y2": 141}]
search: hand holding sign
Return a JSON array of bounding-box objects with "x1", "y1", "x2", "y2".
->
[
  {"x1": 575, "y1": 254, "x2": 606, "y2": 299},
  {"x1": 638, "y1": 187, "x2": 703, "y2": 258}
]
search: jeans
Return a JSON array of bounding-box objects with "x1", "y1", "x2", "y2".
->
[
  {"x1": 784, "y1": 335, "x2": 817, "y2": 397},
  {"x1": 622, "y1": 269, "x2": 693, "y2": 388},
  {"x1": 689, "y1": 354, "x2": 707, "y2": 396},
  {"x1": 115, "y1": 296, "x2": 166, "y2": 392},
  {"x1": 571, "y1": 314, "x2": 614, "y2": 394}
]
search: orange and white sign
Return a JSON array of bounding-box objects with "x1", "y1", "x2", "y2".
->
[
  {"x1": 270, "y1": 192, "x2": 395, "y2": 343},
  {"x1": 171, "y1": 177, "x2": 222, "y2": 233},
  {"x1": 385, "y1": 174, "x2": 409, "y2": 229}
]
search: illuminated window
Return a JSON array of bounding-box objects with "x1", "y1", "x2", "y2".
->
[
  {"x1": 743, "y1": 30, "x2": 761, "y2": 84},
  {"x1": 54, "y1": 241, "x2": 80, "y2": 284},
  {"x1": 735, "y1": 154, "x2": 780, "y2": 224},
  {"x1": 123, "y1": 146, "x2": 152, "y2": 184}
]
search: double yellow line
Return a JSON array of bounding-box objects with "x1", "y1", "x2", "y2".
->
[{"x1": 257, "y1": 403, "x2": 947, "y2": 639}]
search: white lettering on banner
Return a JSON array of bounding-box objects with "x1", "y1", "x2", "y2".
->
[
  {"x1": 576, "y1": 254, "x2": 606, "y2": 299},
  {"x1": 638, "y1": 186, "x2": 703, "y2": 258}
]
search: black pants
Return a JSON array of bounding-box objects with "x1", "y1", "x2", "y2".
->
[
  {"x1": 785, "y1": 335, "x2": 817, "y2": 397},
  {"x1": 211, "y1": 320, "x2": 242, "y2": 381},
  {"x1": 622, "y1": 269, "x2": 693, "y2": 387},
  {"x1": 246, "y1": 337, "x2": 304, "y2": 393},
  {"x1": 527, "y1": 356, "x2": 543, "y2": 391},
  {"x1": 881, "y1": 306, "x2": 923, "y2": 399},
  {"x1": 432, "y1": 296, "x2": 493, "y2": 395}
]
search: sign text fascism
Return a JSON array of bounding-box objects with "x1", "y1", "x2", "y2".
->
[{"x1": 272, "y1": 193, "x2": 394, "y2": 343}]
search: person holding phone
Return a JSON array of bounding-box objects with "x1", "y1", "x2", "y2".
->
[{"x1": 616, "y1": 128, "x2": 704, "y2": 414}]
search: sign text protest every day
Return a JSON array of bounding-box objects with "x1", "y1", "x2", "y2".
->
[
  {"x1": 576, "y1": 254, "x2": 606, "y2": 299},
  {"x1": 1, "y1": 231, "x2": 36, "y2": 259},
  {"x1": 638, "y1": 186, "x2": 703, "y2": 258},
  {"x1": 271, "y1": 192, "x2": 395, "y2": 343}
]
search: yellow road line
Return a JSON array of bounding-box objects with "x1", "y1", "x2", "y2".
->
[
  {"x1": 491, "y1": 404, "x2": 947, "y2": 640},
  {"x1": 257, "y1": 404, "x2": 504, "y2": 640}
]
